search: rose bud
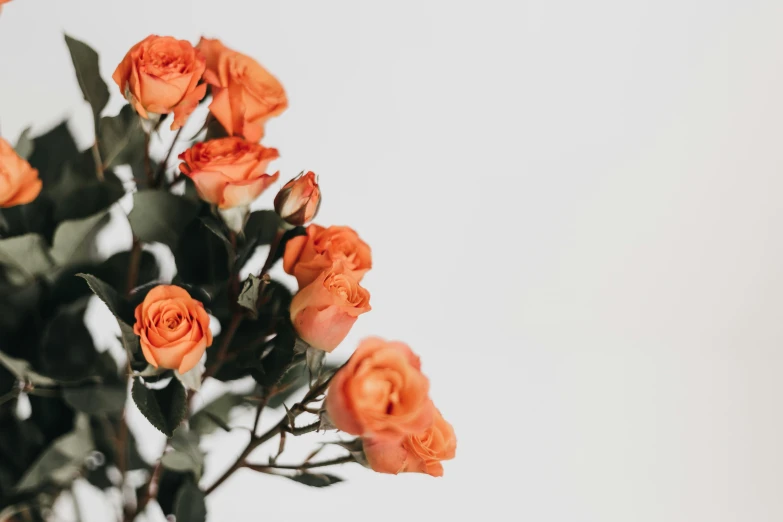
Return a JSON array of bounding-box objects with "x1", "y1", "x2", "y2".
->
[
  {"x1": 283, "y1": 224, "x2": 371, "y2": 288},
  {"x1": 133, "y1": 285, "x2": 213, "y2": 374},
  {"x1": 274, "y1": 171, "x2": 321, "y2": 226},
  {"x1": 289, "y1": 263, "x2": 371, "y2": 352},
  {"x1": 112, "y1": 35, "x2": 207, "y2": 130},
  {"x1": 325, "y1": 337, "x2": 434, "y2": 441},
  {"x1": 0, "y1": 138, "x2": 42, "y2": 208},
  {"x1": 198, "y1": 38, "x2": 287, "y2": 142},
  {"x1": 363, "y1": 408, "x2": 457, "y2": 477},
  {"x1": 178, "y1": 137, "x2": 279, "y2": 209}
]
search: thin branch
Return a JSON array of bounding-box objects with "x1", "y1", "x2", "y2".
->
[
  {"x1": 125, "y1": 238, "x2": 142, "y2": 296},
  {"x1": 135, "y1": 458, "x2": 163, "y2": 517},
  {"x1": 143, "y1": 131, "x2": 154, "y2": 188},
  {"x1": 203, "y1": 371, "x2": 342, "y2": 496},
  {"x1": 246, "y1": 455, "x2": 355, "y2": 472},
  {"x1": 258, "y1": 230, "x2": 283, "y2": 277},
  {"x1": 285, "y1": 421, "x2": 320, "y2": 436},
  {"x1": 91, "y1": 142, "x2": 104, "y2": 182},
  {"x1": 0, "y1": 387, "x2": 19, "y2": 407},
  {"x1": 202, "y1": 312, "x2": 244, "y2": 382},
  {"x1": 154, "y1": 126, "x2": 183, "y2": 186},
  {"x1": 252, "y1": 393, "x2": 268, "y2": 437}
]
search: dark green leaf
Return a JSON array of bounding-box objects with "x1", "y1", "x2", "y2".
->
[
  {"x1": 0, "y1": 234, "x2": 55, "y2": 280},
  {"x1": 243, "y1": 210, "x2": 281, "y2": 246},
  {"x1": 100, "y1": 105, "x2": 144, "y2": 169},
  {"x1": 64, "y1": 34, "x2": 109, "y2": 125},
  {"x1": 250, "y1": 323, "x2": 296, "y2": 388},
  {"x1": 328, "y1": 439, "x2": 369, "y2": 468},
  {"x1": 39, "y1": 300, "x2": 97, "y2": 381},
  {"x1": 306, "y1": 346, "x2": 325, "y2": 383},
  {"x1": 63, "y1": 385, "x2": 126, "y2": 415},
  {"x1": 174, "y1": 479, "x2": 207, "y2": 522},
  {"x1": 204, "y1": 117, "x2": 229, "y2": 140},
  {"x1": 14, "y1": 127, "x2": 34, "y2": 160},
  {"x1": 76, "y1": 273, "x2": 139, "y2": 355},
  {"x1": 15, "y1": 414, "x2": 93, "y2": 492},
  {"x1": 0, "y1": 351, "x2": 57, "y2": 387},
  {"x1": 237, "y1": 274, "x2": 265, "y2": 318},
  {"x1": 129, "y1": 191, "x2": 200, "y2": 249},
  {"x1": 174, "y1": 214, "x2": 230, "y2": 286},
  {"x1": 237, "y1": 210, "x2": 282, "y2": 269},
  {"x1": 131, "y1": 377, "x2": 187, "y2": 437},
  {"x1": 162, "y1": 428, "x2": 203, "y2": 477},
  {"x1": 50, "y1": 210, "x2": 109, "y2": 266},
  {"x1": 29, "y1": 121, "x2": 80, "y2": 190},
  {"x1": 287, "y1": 472, "x2": 344, "y2": 488},
  {"x1": 51, "y1": 167, "x2": 124, "y2": 223},
  {"x1": 190, "y1": 393, "x2": 248, "y2": 436},
  {"x1": 200, "y1": 216, "x2": 232, "y2": 251}
]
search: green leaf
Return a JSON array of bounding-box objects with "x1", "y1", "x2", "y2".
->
[
  {"x1": 306, "y1": 346, "x2": 325, "y2": 382},
  {"x1": 129, "y1": 191, "x2": 200, "y2": 249},
  {"x1": 328, "y1": 439, "x2": 369, "y2": 468},
  {"x1": 237, "y1": 210, "x2": 282, "y2": 269},
  {"x1": 50, "y1": 210, "x2": 109, "y2": 266},
  {"x1": 62, "y1": 351, "x2": 126, "y2": 414},
  {"x1": 64, "y1": 34, "x2": 109, "y2": 125},
  {"x1": 174, "y1": 479, "x2": 207, "y2": 522},
  {"x1": 77, "y1": 273, "x2": 139, "y2": 355},
  {"x1": 0, "y1": 351, "x2": 58, "y2": 387},
  {"x1": 174, "y1": 215, "x2": 230, "y2": 286},
  {"x1": 250, "y1": 320, "x2": 297, "y2": 387},
  {"x1": 39, "y1": 299, "x2": 98, "y2": 381},
  {"x1": 28, "y1": 121, "x2": 80, "y2": 190},
  {"x1": 200, "y1": 216, "x2": 232, "y2": 250},
  {"x1": 237, "y1": 274, "x2": 265, "y2": 318},
  {"x1": 14, "y1": 127, "x2": 34, "y2": 160},
  {"x1": 190, "y1": 393, "x2": 248, "y2": 436},
  {"x1": 131, "y1": 377, "x2": 187, "y2": 437},
  {"x1": 15, "y1": 414, "x2": 94, "y2": 492},
  {"x1": 162, "y1": 428, "x2": 203, "y2": 478},
  {"x1": 0, "y1": 233, "x2": 56, "y2": 281},
  {"x1": 243, "y1": 210, "x2": 281, "y2": 246},
  {"x1": 287, "y1": 472, "x2": 344, "y2": 488},
  {"x1": 100, "y1": 104, "x2": 144, "y2": 169},
  {"x1": 63, "y1": 385, "x2": 127, "y2": 415},
  {"x1": 51, "y1": 166, "x2": 125, "y2": 224}
]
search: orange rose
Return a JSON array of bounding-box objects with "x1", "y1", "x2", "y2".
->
[
  {"x1": 274, "y1": 171, "x2": 321, "y2": 226},
  {"x1": 198, "y1": 38, "x2": 287, "y2": 142},
  {"x1": 0, "y1": 138, "x2": 41, "y2": 208},
  {"x1": 112, "y1": 35, "x2": 207, "y2": 130},
  {"x1": 325, "y1": 337, "x2": 433, "y2": 440},
  {"x1": 363, "y1": 408, "x2": 457, "y2": 477},
  {"x1": 178, "y1": 137, "x2": 279, "y2": 209},
  {"x1": 289, "y1": 263, "x2": 371, "y2": 352},
  {"x1": 283, "y1": 224, "x2": 372, "y2": 288},
  {"x1": 133, "y1": 285, "x2": 213, "y2": 374}
]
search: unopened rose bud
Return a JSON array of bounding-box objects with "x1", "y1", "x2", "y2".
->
[{"x1": 274, "y1": 171, "x2": 321, "y2": 226}]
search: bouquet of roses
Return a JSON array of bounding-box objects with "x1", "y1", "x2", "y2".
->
[{"x1": 0, "y1": 23, "x2": 456, "y2": 522}]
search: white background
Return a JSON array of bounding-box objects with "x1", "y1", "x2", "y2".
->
[{"x1": 2, "y1": 1, "x2": 783, "y2": 521}]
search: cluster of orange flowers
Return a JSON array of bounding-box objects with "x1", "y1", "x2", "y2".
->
[{"x1": 1, "y1": 28, "x2": 456, "y2": 477}]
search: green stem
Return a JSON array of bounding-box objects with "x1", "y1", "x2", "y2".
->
[{"x1": 245, "y1": 454, "x2": 355, "y2": 472}]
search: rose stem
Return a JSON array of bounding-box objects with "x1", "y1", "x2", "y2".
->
[
  {"x1": 154, "y1": 126, "x2": 183, "y2": 186},
  {"x1": 91, "y1": 141, "x2": 104, "y2": 182},
  {"x1": 125, "y1": 237, "x2": 142, "y2": 296},
  {"x1": 245, "y1": 455, "x2": 356, "y2": 472},
  {"x1": 143, "y1": 131, "x2": 154, "y2": 188},
  {"x1": 204, "y1": 373, "x2": 338, "y2": 495}
]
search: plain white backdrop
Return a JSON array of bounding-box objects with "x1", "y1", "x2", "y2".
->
[{"x1": 2, "y1": 1, "x2": 783, "y2": 521}]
